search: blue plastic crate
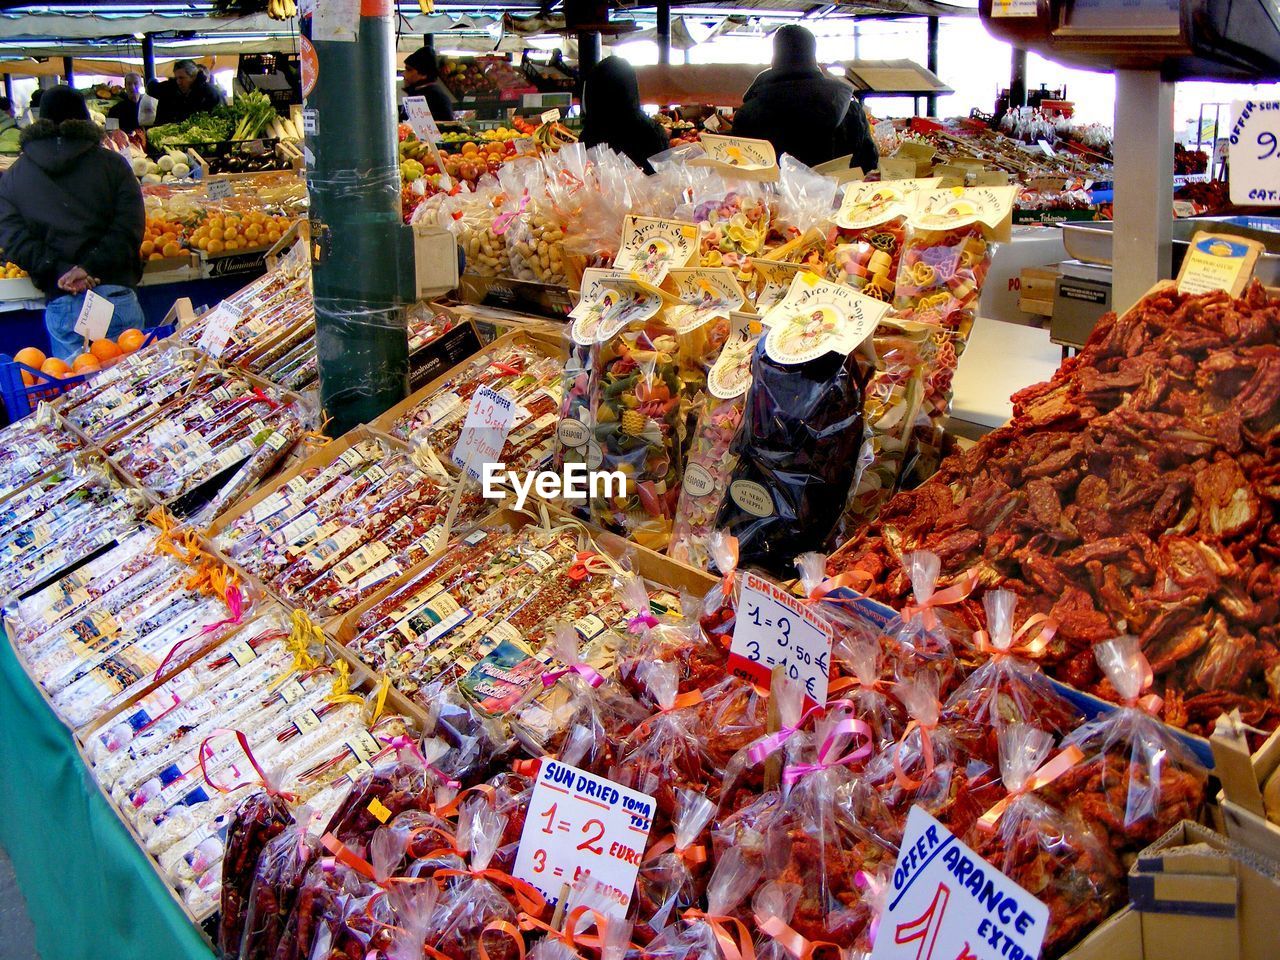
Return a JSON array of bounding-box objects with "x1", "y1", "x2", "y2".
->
[{"x1": 0, "y1": 325, "x2": 175, "y2": 423}]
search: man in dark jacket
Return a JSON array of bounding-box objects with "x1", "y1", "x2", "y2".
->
[
  {"x1": 107, "y1": 72, "x2": 144, "y2": 133},
  {"x1": 401, "y1": 47, "x2": 454, "y2": 122},
  {"x1": 150, "y1": 59, "x2": 224, "y2": 126},
  {"x1": 732, "y1": 24, "x2": 878, "y2": 173},
  {"x1": 580, "y1": 57, "x2": 669, "y2": 174},
  {"x1": 0, "y1": 86, "x2": 145, "y2": 360}
]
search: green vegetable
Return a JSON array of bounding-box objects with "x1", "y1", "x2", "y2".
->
[{"x1": 229, "y1": 91, "x2": 278, "y2": 142}]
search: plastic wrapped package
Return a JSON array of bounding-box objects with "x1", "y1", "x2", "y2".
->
[
  {"x1": 508, "y1": 148, "x2": 586, "y2": 286},
  {"x1": 306, "y1": 827, "x2": 411, "y2": 960},
  {"x1": 561, "y1": 147, "x2": 648, "y2": 270},
  {"x1": 640, "y1": 846, "x2": 760, "y2": 960},
  {"x1": 446, "y1": 177, "x2": 512, "y2": 278},
  {"x1": 0, "y1": 407, "x2": 82, "y2": 502},
  {"x1": 768, "y1": 156, "x2": 839, "y2": 250},
  {"x1": 238, "y1": 812, "x2": 322, "y2": 960},
  {"x1": 713, "y1": 275, "x2": 881, "y2": 576},
  {"x1": 966, "y1": 724, "x2": 1123, "y2": 958},
  {"x1": 879, "y1": 550, "x2": 974, "y2": 675},
  {"x1": 695, "y1": 532, "x2": 739, "y2": 653},
  {"x1": 632, "y1": 789, "x2": 717, "y2": 940},
  {"x1": 219, "y1": 789, "x2": 295, "y2": 958},
  {"x1": 830, "y1": 617, "x2": 904, "y2": 752},
  {"x1": 551, "y1": 336, "x2": 599, "y2": 516},
  {"x1": 690, "y1": 180, "x2": 773, "y2": 281},
  {"x1": 618, "y1": 591, "x2": 726, "y2": 701},
  {"x1": 826, "y1": 178, "x2": 939, "y2": 301},
  {"x1": 1043, "y1": 636, "x2": 1208, "y2": 856}
]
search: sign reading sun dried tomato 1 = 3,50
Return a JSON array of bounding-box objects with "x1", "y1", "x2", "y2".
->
[{"x1": 727, "y1": 570, "x2": 833, "y2": 706}]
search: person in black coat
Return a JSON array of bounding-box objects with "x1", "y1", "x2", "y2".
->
[
  {"x1": 580, "y1": 57, "x2": 669, "y2": 175},
  {"x1": 732, "y1": 24, "x2": 878, "y2": 173},
  {"x1": 107, "y1": 72, "x2": 144, "y2": 133},
  {"x1": 150, "y1": 59, "x2": 224, "y2": 126},
  {"x1": 401, "y1": 47, "x2": 455, "y2": 122},
  {"x1": 0, "y1": 86, "x2": 146, "y2": 360}
]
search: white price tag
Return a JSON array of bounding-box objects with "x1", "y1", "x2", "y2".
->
[
  {"x1": 301, "y1": 109, "x2": 318, "y2": 136},
  {"x1": 1228, "y1": 100, "x2": 1280, "y2": 205},
  {"x1": 870, "y1": 806, "x2": 1050, "y2": 960},
  {"x1": 73, "y1": 290, "x2": 115, "y2": 342},
  {"x1": 540, "y1": 108, "x2": 561, "y2": 124},
  {"x1": 704, "y1": 113, "x2": 721, "y2": 133},
  {"x1": 513, "y1": 760, "x2": 655, "y2": 917},
  {"x1": 206, "y1": 178, "x2": 234, "y2": 201},
  {"x1": 452, "y1": 385, "x2": 516, "y2": 480},
  {"x1": 403, "y1": 96, "x2": 442, "y2": 144},
  {"x1": 728, "y1": 571, "x2": 833, "y2": 706},
  {"x1": 197, "y1": 304, "x2": 242, "y2": 358}
]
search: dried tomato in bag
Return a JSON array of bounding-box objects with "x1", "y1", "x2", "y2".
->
[
  {"x1": 1045, "y1": 635, "x2": 1208, "y2": 856},
  {"x1": 967, "y1": 723, "x2": 1123, "y2": 958},
  {"x1": 641, "y1": 847, "x2": 761, "y2": 960},
  {"x1": 220, "y1": 789, "x2": 295, "y2": 958},
  {"x1": 633, "y1": 789, "x2": 717, "y2": 940},
  {"x1": 879, "y1": 550, "x2": 975, "y2": 681},
  {"x1": 239, "y1": 812, "x2": 320, "y2": 960}
]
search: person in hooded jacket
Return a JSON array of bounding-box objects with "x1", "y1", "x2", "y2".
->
[
  {"x1": 732, "y1": 24, "x2": 878, "y2": 173},
  {"x1": 0, "y1": 86, "x2": 145, "y2": 361},
  {"x1": 580, "y1": 57, "x2": 669, "y2": 174}
]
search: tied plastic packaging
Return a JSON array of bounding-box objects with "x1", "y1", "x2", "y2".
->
[
  {"x1": 218, "y1": 790, "x2": 293, "y2": 958},
  {"x1": 966, "y1": 724, "x2": 1123, "y2": 958},
  {"x1": 632, "y1": 788, "x2": 717, "y2": 940},
  {"x1": 617, "y1": 591, "x2": 727, "y2": 700},
  {"x1": 237, "y1": 813, "x2": 320, "y2": 960},
  {"x1": 667, "y1": 393, "x2": 746, "y2": 570},
  {"x1": 434, "y1": 804, "x2": 524, "y2": 960},
  {"x1": 641, "y1": 846, "x2": 761, "y2": 960},
  {"x1": 1044, "y1": 636, "x2": 1208, "y2": 855}
]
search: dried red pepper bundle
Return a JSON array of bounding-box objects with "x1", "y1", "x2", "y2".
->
[
  {"x1": 967, "y1": 724, "x2": 1123, "y2": 958},
  {"x1": 1045, "y1": 636, "x2": 1208, "y2": 856},
  {"x1": 274, "y1": 857, "x2": 366, "y2": 960},
  {"x1": 458, "y1": 770, "x2": 533, "y2": 874},
  {"x1": 946, "y1": 589, "x2": 1082, "y2": 744},
  {"x1": 321, "y1": 753, "x2": 434, "y2": 851},
  {"x1": 238, "y1": 811, "x2": 319, "y2": 960},
  {"x1": 377, "y1": 882, "x2": 442, "y2": 960},
  {"x1": 219, "y1": 789, "x2": 294, "y2": 958},
  {"x1": 632, "y1": 789, "x2": 717, "y2": 941},
  {"x1": 308, "y1": 827, "x2": 412, "y2": 960}
]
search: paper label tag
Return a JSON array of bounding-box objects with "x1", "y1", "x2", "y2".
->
[
  {"x1": 229, "y1": 640, "x2": 257, "y2": 667},
  {"x1": 750, "y1": 258, "x2": 806, "y2": 313},
  {"x1": 990, "y1": 0, "x2": 1038, "y2": 15},
  {"x1": 206, "y1": 178, "x2": 234, "y2": 201},
  {"x1": 1176, "y1": 232, "x2": 1263, "y2": 296},
  {"x1": 452, "y1": 385, "x2": 517, "y2": 479},
  {"x1": 762, "y1": 273, "x2": 887, "y2": 363},
  {"x1": 707, "y1": 313, "x2": 762, "y2": 400},
  {"x1": 728, "y1": 571, "x2": 833, "y2": 705},
  {"x1": 403, "y1": 96, "x2": 442, "y2": 143},
  {"x1": 1228, "y1": 100, "x2": 1280, "y2": 205},
  {"x1": 367, "y1": 797, "x2": 392, "y2": 823},
  {"x1": 513, "y1": 760, "x2": 655, "y2": 917},
  {"x1": 697, "y1": 132, "x2": 777, "y2": 172},
  {"x1": 524, "y1": 550, "x2": 557, "y2": 574},
  {"x1": 592, "y1": 278, "x2": 670, "y2": 342},
  {"x1": 908, "y1": 185, "x2": 1018, "y2": 232},
  {"x1": 197, "y1": 304, "x2": 242, "y2": 358},
  {"x1": 835, "y1": 178, "x2": 940, "y2": 230},
  {"x1": 870, "y1": 806, "x2": 1050, "y2": 960},
  {"x1": 664, "y1": 267, "x2": 745, "y2": 333},
  {"x1": 572, "y1": 613, "x2": 608, "y2": 641},
  {"x1": 681, "y1": 462, "x2": 719, "y2": 498},
  {"x1": 346, "y1": 730, "x2": 381, "y2": 763},
  {"x1": 74, "y1": 290, "x2": 115, "y2": 342},
  {"x1": 278, "y1": 678, "x2": 306, "y2": 704},
  {"x1": 540, "y1": 108, "x2": 561, "y2": 124},
  {"x1": 612, "y1": 216, "x2": 699, "y2": 286},
  {"x1": 334, "y1": 541, "x2": 391, "y2": 585},
  {"x1": 569, "y1": 268, "x2": 631, "y2": 345},
  {"x1": 557, "y1": 417, "x2": 591, "y2": 449},
  {"x1": 295, "y1": 709, "x2": 323, "y2": 735}
]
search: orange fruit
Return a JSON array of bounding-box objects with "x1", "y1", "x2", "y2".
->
[
  {"x1": 161, "y1": 242, "x2": 181, "y2": 258},
  {"x1": 117, "y1": 328, "x2": 147, "y2": 353},
  {"x1": 223, "y1": 227, "x2": 237, "y2": 241},
  {"x1": 208, "y1": 238, "x2": 225, "y2": 254},
  {"x1": 72, "y1": 354, "x2": 100, "y2": 373},
  {"x1": 40, "y1": 357, "x2": 71, "y2": 379},
  {"x1": 89, "y1": 339, "x2": 122, "y2": 362},
  {"x1": 140, "y1": 240, "x2": 155, "y2": 256},
  {"x1": 15, "y1": 346, "x2": 45, "y2": 385}
]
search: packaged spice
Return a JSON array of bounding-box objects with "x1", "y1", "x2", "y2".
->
[
  {"x1": 714, "y1": 274, "x2": 884, "y2": 576},
  {"x1": 218, "y1": 789, "x2": 294, "y2": 958}
]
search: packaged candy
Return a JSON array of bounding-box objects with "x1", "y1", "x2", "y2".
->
[
  {"x1": 1045, "y1": 636, "x2": 1208, "y2": 855},
  {"x1": 218, "y1": 787, "x2": 296, "y2": 958},
  {"x1": 967, "y1": 724, "x2": 1123, "y2": 958},
  {"x1": 714, "y1": 274, "x2": 881, "y2": 576},
  {"x1": 238, "y1": 811, "x2": 321, "y2": 960}
]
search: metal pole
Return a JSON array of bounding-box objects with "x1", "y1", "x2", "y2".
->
[
  {"x1": 303, "y1": 0, "x2": 409, "y2": 436},
  {"x1": 925, "y1": 16, "x2": 939, "y2": 117},
  {"x1": 3, "y1": 75, "x2": 11, "y2": 103},
  {"x1": 1010, "y1": 47, "x2": 1027, "y2": 107},
  {"x1": 1112, "y1": 69, "x2": 1174, "y2": 312},
  {"x1": 657, "y1": 1, "x2": 671, "y2": 66},
  {"x1": 577, "y1": 30, "x2": 601, "y2": 97},
  {"x1": 62, "y1": 56, "x2": 74, "y2": 86},
  {"x1": 142, "y1": 33, "x2": 156, "y2": 85}
]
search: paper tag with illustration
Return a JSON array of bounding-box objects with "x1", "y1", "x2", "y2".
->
[
  {"x1": 834, "y1": 178, "x2": 941, "y2": 230},
  {"x1": 762, "y1": 272, "x2": 888, "y2": 364},
  {"x1": 708, "y1": 313, "x2": 765, "y2": 400},
  {"x1": 1175, "y1": 231, "x2": 1264, "y2": 297},
  {"x1": 750, "y1": 258, "x2": 807, "y2": 313},
  {"x1": 592, "y1": 278, "x2": 673, "y2": 342},
  {"x1": 664, "y1": 267, "x2": 746, "y2": 333},
  {"x1": 569, "y1": 268, "x2": 632, "y2": 345},
  {"x1": 612, "y1": 215, "x2": 699, "y2": 285},
  {"x1": 907, "y1": 185, "x2": 1019, "y2": 239},
  {"x1": 694, "y1": 132, "x2": 778, "y2": 177}
]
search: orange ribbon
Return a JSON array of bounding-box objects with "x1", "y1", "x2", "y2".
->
[
  {"x1": 683, "y1": 911, "x2": 755, "y2": 960},
  {"x1": 974, "y1": 613, "x2": 1057, "y2": 659},
  {"x1": 892, "y1": 718, "x2": 937, "y2": 790},
  {"x1": 477, "y1": 920, "x2": 526, "y2": 960},
  {"x1": 900, "y1": 568, "x2": 979, "y2": 631},
  {"x1": 804, "y1": 570, "x2": 875, "y2": 603},
  {"x1": 1129, "y1": 656, "x2": 1165, "y2": 715},
  {"x1": 435, "y1": 867, "x2": 548, "y2": 917},
  {"x1": 642, "y1": 832, "x2": 708, "y2": 865},
  {"x1": 434, "y1": 782, "x2": 497, "y2": 819},
  {"x1": 977, "y1": 745, "x2": 1084, "y2": 830},
  {"x1": 632, "y1": 690, "x2": 704, "y2": 738},
  {"x1": 755, "y1": 912, "x2": 841, "y2": 960},
  {"x1": 320, "y1": 831, "x2": 376, "y2": 880}
]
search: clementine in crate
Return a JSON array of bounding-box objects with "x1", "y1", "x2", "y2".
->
[
  {"x1": 14, "y1": 346, "x2": 45, "y2": 386},
  {"x1": 40, "y1": 357, "x2": 71, "y2": 379},
  {"x1": 90, "y1": 339, "x2": 122, "y2": 363},
  {"x1": 72, "y1": 354, "x2": 101, "y2": 374},
  {"x1": 117, "y1": 328, "x2": 147, "y2": 353}
]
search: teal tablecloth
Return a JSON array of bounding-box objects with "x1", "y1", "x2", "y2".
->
[{"x1": 0, "y1": 630, "x2": 214, "y2": 960}]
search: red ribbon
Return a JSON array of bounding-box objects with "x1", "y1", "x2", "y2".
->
[
  {"x1": 643, "y1": 832, "x2": 708, "y2": 865},
  {"x1": 435, "y1": 867, "x2": 548, "y2": 917},
  {"x1": 199, "y1": 727, "x2": 295, "y2": 801},
  {"x1": 251, "y1": 386, "x2": 280, "y2": 411}
]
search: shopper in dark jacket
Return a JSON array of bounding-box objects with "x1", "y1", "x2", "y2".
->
[
  {"x1": 107, "y1": 72, "x2": 144, "y2": 133},
  {"x1": 150, "y1": 59, "x2": 224, "y2": 126},
  {"x1": 580, "y1": 57, "x2": 669, "y2": 174},
  {"x1": 732, "y1": 24, "x2": 878, "y2": 172},
  {"x1": 0, "y1": 86, "x2": 145, "y2": 360},
  {"x1": 401, "y1": 47, "x2": 455, "y2": 122}
]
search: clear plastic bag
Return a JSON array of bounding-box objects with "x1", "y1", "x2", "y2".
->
[
  {"x1": 632, "y1": 788, "x2": 716, "y2": 940},
  {"x1": 880, "y1": 550, "x2": 974, "y2": 673},
  {"x1": 238, "y1": 812, "x2": 321, "y2": 960},
  {"x1": 668, "y1": 393, "x2": 746, "y2": 569},
  {"x1": 640, "y1": 846, "x2": 761, "y2": 960},
  {"x1": 967, "y1": 723, "x2": 1123, "y2": 958},
  {"x1": 433, "y1": 804, "x2": 529, "y2": 960},
  {"x1": 218, "y1": 789, "x2": 295, "y2": 957}
]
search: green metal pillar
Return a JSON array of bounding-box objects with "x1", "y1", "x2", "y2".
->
[{"x1": 302, "y1": 0, "x2": 409, "y2": 437}]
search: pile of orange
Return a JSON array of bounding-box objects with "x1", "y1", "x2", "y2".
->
[
  {"x1": 189, "y1": 212, "x2": 291, "y2": 255},
  {"x1": 1, "y1": 261, "x2": 27, "y2": 279},
  {"x1": 13, "y1": 329, "x2": 148, "y2": 385},
  {"x1": 141, "y1": 216, "x2": 190, "y2": 261}
]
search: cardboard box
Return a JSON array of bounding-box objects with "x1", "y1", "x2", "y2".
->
[
  {"x1": 1212, "y1": 713, "x2": 1280, "y2": 864},
  {"x1": 1061, "y1": 907, "x2": 1143, "y2": 960}
]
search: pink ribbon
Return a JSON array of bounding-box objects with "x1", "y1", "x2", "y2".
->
[
  {"x1": 855, "y1": 870, "x2": 887, "y2": 948},
  {"x1": 782, "y1": 714, "x2": 873, "y2": 785},
  {"x1": 1129, "y1": 656, "x2": 1164, "y2": 715},
  {"x1": 541, "y1": 663, "x2": 605, "y2": 688},
  {"x1": 974, "y1": 613, "x2": 1057, "y2": 659},
  {"x1": 151, "y1": 585, "x2": 245, "y2": 680},
  {"x1": 745, "y1": 703, "x2": 827, "y2": 765},
  {"x1": 380, "y1": 734, "x2": 461, "y2": 789},
  {"x1": 491, "y1": 195, "x2": 530, "y2": 235},
  {"x1": 627, "y1": 613, "x2": 659, "y2": 632}
]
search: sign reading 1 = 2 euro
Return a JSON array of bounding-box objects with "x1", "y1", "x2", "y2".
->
[{"x1": 871, "y1": 806, "x2": 1049, "y2": 960}]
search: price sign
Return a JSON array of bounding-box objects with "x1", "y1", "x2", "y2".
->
[
  {"x1": 197, "y1": 304, "x2": 242, "y2": 358},
  {"x1": 452, "y1": 384, "x2": 516, "y2": 480},
  {"x1": 403, "y1": 96, "x2": 442, "y2": 144},
  {"x1": 728, "y1": 571, "x2": 833, "y2": 705},
  {"x1": 73, "y1": 289, "x2": 115, "y2": 341},
  {"x1": 704, "y1": 113, "x2": 722, "y2": 133},
  {"x1": 871, "y1": 806, "x2": 1049, "y2": 960},
  {"x1": 206, "y1": 178, "x2": 234, "y2": 201},
  {"x1": 513, "y1": 760, "x2": 655, "y2": 917},
  {"x1": 1228, "y1": 100, "x2": 1280, "y2": 205},
  {"x1": 540, "y1": 108, "x2": 561, "y2": 124}
]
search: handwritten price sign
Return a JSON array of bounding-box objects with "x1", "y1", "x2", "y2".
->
[
  {"x1": 1228, "y1": 100, "x2": 1280, "y2": 206},
  {"x1": 513, "y1": 760, "x2": 655, "y2": 918},
  {"x1": 870, "y1": 806, "x2": 1049, "y2": 960},
  {"x1": 452, "y1": 385, "x2": 516, "y2": 480},
  {"x1": 728, "y1": 571, "x2": 833, "y2": 705}
]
